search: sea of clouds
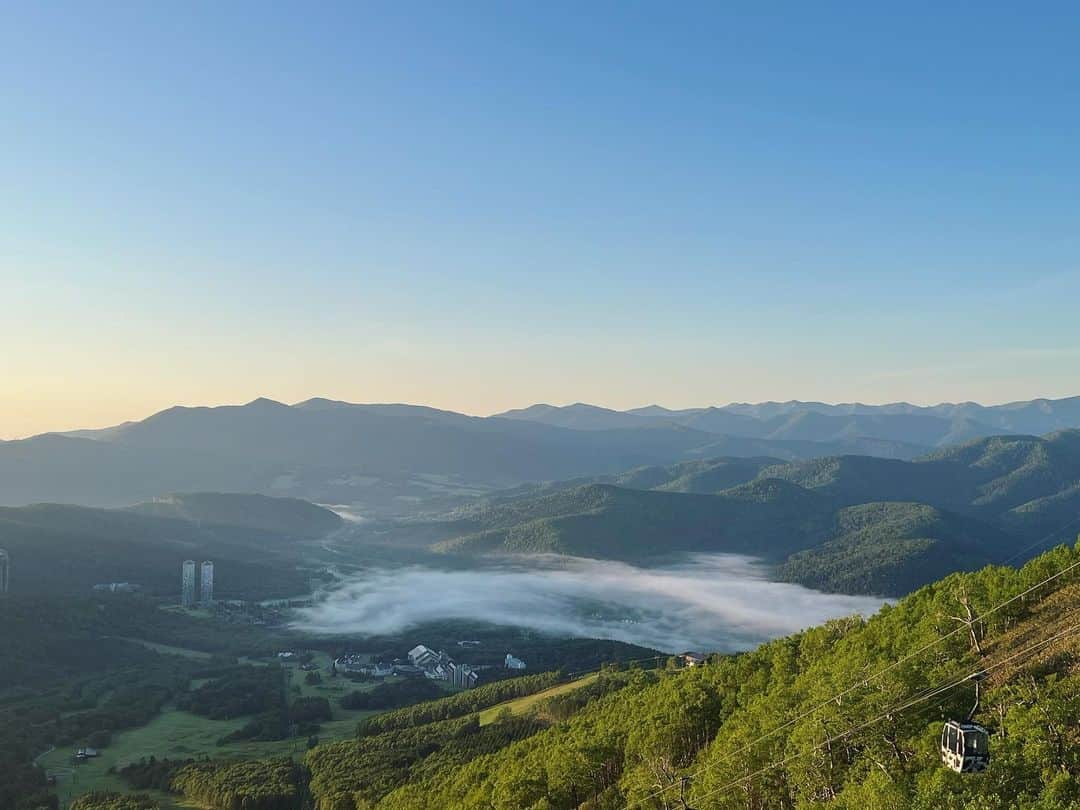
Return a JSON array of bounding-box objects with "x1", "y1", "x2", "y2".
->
[{"x1": 291, "y1": 554, "x2": 886, "y2": 652}]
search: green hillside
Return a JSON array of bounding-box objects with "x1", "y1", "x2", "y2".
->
[
  {"x1": 594, "y1": 456, "x2": 780, "y2": 494},
  {"x1": 436, "y1": 481, "x2": 836, "y2": 561},
  {"x1": 305, "y1": 542, "x2": 1080, "y2": 809},
  {"x1": 430, "y1": 430, "x2": 1080, "y2": 597},
  {"x1": 466, "y1": 455, "x2": 780, "y2": 508},
  {"x1": 651, "y1": 457, "x2": 781, "y2": 493},
  {"x1": 1003, "y1": 483, "x2": 1080, "y2": 538},
  {"x1": 777, "y1": 502, "x2": 1014, "y2": 595},
  {"x1": 763, "y1": 430, "x2": 1080, "y2": 521}
]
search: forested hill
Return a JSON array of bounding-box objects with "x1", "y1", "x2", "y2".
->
[
  {"x1": 488, "y1": 455, "x2": 784, "y2": 499},
  {"x1": 306, "y1": 542, "x2": 1080, "y2": 809},
  {"x1": 431, "y1": 431, "x2": 1080, "y2": 596},
  {"x1": 436, "y1": 481, "x2": 838, "y2": 561},
  {"x1": 763, "y1": 429, "x2": 1080, "y2": 523},
  {"x1": 0, "y1": 492, "x2": 339, "y2": 598},
  {"x1": 127, "y1": 492, "x2": 342, "y2": 538}
]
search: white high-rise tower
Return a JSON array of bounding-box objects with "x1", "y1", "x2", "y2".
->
[
  {"x1": 181, "y1": 559, "x2": 197, "y2": 606},
  {"x1": 200, "y1": 560, "x2": 214, "y2": 605}
]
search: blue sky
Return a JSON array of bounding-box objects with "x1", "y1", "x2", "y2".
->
[{"x1": 2, "y1": 3, "x2": 1079, "y2": 436}]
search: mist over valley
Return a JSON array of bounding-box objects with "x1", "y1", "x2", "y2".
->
[{"x1": 292, "y1": 553, "x2": 886, "y2": 652}]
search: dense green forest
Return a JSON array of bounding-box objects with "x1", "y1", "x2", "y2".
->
[
  {"x1": 765, "y1": 431, "x2": 1080, "y2": 513},
  {"x1": 339, "y1": 679, "x2": 444, "y2": 712},
  {"x1": 170, "y1": 758, "x2": 303, "y2": 809},
  {"x1": 77, "y1": 760, "x2": 304, "y2": 810},
  {"x1": 178, "y1": 666, "x2": 286, "y2": 720},
  {"x1": 777, "y1": 502, "x2": 1012, "y2": 594},
  {"x1": 69, "y1": 793, "x2": 160, "y2": 810},
  {"x1": 305, "y1": 669, "x2": 652, "y2": 807}
]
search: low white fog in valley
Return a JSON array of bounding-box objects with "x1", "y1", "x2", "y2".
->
[{"x1": 293, "y1": 554, "x2": 886, "y2": 652}]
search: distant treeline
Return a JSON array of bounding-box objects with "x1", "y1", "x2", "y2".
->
[
  {"x1": 307, "y1": 670, "x2": 644, "y2": 807},
  {"x1": 177, "y1": 666, "x2": 284, "y2": 720},
  {"x1": 69, "y1": 793, "x2": 160, "y2": 810},
  {"x1": 339, "y1": 679, "x2": 443, "y2": 712}
]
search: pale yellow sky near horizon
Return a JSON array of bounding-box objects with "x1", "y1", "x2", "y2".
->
[
  {"x1": 5, "y1": 278, "x2": 1078, "y2": 439},
  {"x1": 4, "y1": 264, "x2": 1078, "y2": 440}
]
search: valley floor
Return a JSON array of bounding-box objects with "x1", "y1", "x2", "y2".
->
[{"x1": 37, "y1": 647, "x2": 378, "y2": 808}]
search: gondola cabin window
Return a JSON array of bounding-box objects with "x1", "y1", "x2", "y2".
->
[{"x1": 940, "y1": 720, "x2": 990, "y2": 774}]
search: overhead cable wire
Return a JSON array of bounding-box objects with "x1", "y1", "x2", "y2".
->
[{"x1": 624, "y1": 545, "x2": 1080, "y2": 809}]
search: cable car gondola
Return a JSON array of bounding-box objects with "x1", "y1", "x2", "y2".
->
[
  {"x1": 940, "y1": 671, "x2": 990, "y2": 773},
  {"x1": 940, "y1": 719, "x2": 990, "y2": 773}
]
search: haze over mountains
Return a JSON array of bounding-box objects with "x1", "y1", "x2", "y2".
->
[{"x1": 3, "y1": 395, "x2": 1079, "y2": 512}]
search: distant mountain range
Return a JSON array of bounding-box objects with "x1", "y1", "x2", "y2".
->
[
  {"x1": 3, "y1": 396, "x2": 1078, "y2": 600},
  {"x1": 426, "y1": 430, "x2": 1080, "y2": 595},
  {"x1": 3, "y1": 394, "x2": 1078, "y2": 512},
  {"x1": 497, "y1": 396, "x2": 1080, "y2": 445}
]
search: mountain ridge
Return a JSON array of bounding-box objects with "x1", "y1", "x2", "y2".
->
[
  {"x1": 425, "y1": 430, "x2": 1080, "y2": 595},
  {"x1": 0, "y1": 399, "x2": 931, "y2": 511},
  {"x1": 5, "y1": 395, "x2": 1079, "y2": 517},
  {"x1": 496, "y1": 394, "x2": 1080, "y2": 445}
]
